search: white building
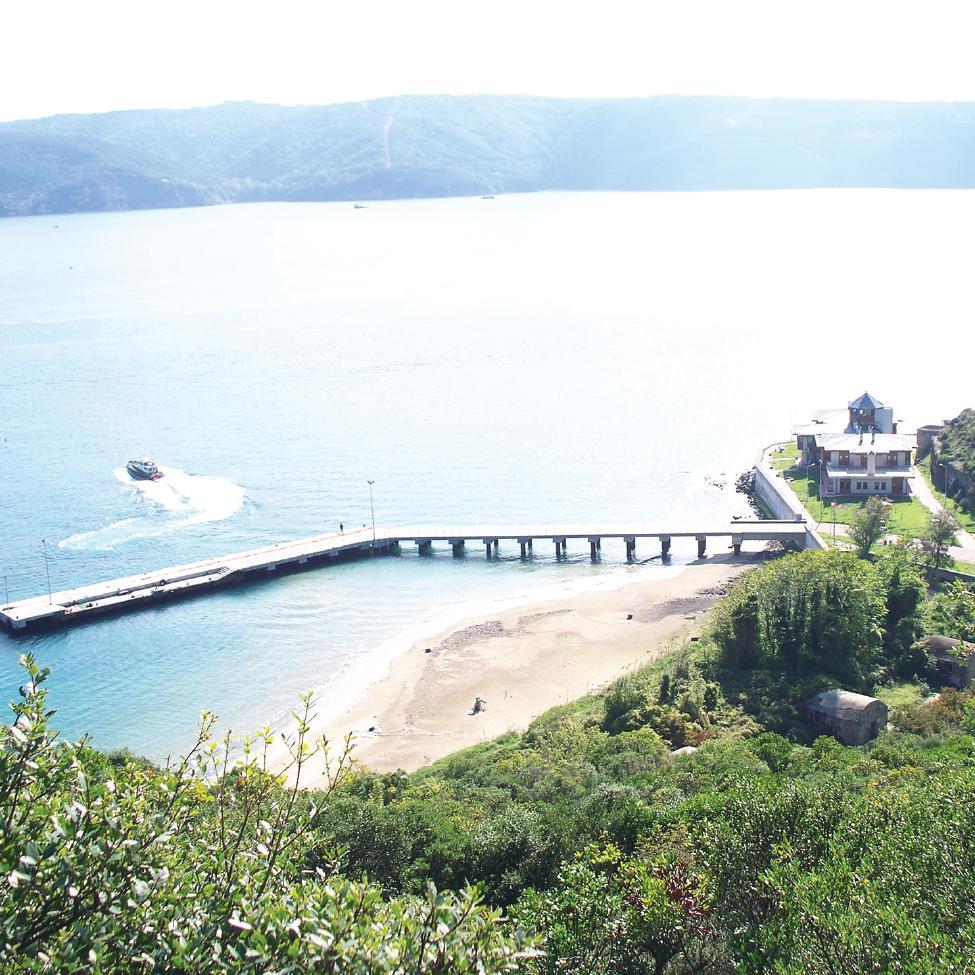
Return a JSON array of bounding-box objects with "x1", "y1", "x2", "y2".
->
[
  {"x1": 793, "y1": 391, "x2": 914, "y2": 498},
  {"x1": 815, "y1": 430, "x2": 915, "y2": 498}
]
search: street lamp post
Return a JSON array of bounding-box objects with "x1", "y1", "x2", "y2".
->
[
  {"x1": 367, "y1": 480, "x2": 376, "y2": 546},
  {"x1": 41, "y1": 539, "x2": 52, "y2": 604}
]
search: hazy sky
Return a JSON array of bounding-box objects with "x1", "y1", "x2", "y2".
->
[{"x1": 2, "y1": 0, "x2": 975, "y2": 122}]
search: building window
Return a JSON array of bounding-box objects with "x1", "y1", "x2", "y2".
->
[{"x1": 874, "y1": 481, "x2": 886, "y2": 491}]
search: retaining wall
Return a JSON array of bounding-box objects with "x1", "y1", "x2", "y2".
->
[
  {"x1": 928, "y1": 565, "x2": 975, "y2": 584},
  {"x1": 752, "y1": 463, "x2": 825, "y2": 550}
]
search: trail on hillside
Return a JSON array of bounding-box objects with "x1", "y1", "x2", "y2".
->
[{"x1": 362, "y1": 101, "x2": 395, "y2": 169}]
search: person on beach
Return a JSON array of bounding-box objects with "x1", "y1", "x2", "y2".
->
[
  {"x1": 470, "y1": 696, "x2": 486, "y2": 715},
  {"x1": 339, "y1": 523, "x2": 344, "y2": 533}
]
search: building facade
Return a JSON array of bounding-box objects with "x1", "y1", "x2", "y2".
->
[
  {"x1": 804, "y1": 689, "x2": 888, "y2": 745},
  {"x1": 793, "y1": 391, "x2": 914, "y2": 498}
]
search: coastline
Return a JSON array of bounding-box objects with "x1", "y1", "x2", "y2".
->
[{"x1": 284, "y1": 553, "x2": 758, "y2": 780}]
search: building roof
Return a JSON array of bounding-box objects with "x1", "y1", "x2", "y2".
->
[
  {"x1": 849, "y1": 391, "x2": 884, "y2": 410},
  {"x1": 815, "y1": 432, "x2": 915, "y2": 453},
  {"x1": 793, "y1": 409, "x2": 849, "y2": 437},
  {"x1": 924, "y1": 635, "x2": 973, "y2": 660},
  {"x1": 806, "y1": 689, "x2": 885, "y2": 717}
]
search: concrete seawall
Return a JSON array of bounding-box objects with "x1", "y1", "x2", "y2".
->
[{"x1": 754, "y1": 446, "x2": 827, "y2": 550}]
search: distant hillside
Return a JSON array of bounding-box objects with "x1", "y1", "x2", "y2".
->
[{"x1": 2, "y1": 94, "x2": 975, "y2": 217}]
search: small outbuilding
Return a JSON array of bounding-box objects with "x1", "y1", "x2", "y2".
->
[
  {"x1": 924, "y1": 635, "x2": 975, "y2": 689},
  {"x1": 804, "y1": 689, "x2": 888, "y2": 746}
]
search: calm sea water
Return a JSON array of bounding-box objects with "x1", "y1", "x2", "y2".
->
[{"x1": 1, "y1": 190, "x2": 972, "y2": 759}]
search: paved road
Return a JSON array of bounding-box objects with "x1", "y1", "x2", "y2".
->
[{"x1": 910, "y1": 467, "x2": 975, "y2": 552}]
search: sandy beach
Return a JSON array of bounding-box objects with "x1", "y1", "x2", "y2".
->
[{"x1": 283, "y1": 554, "x2": 757, "y2": 780}]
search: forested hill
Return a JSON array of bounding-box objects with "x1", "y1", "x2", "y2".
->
[{"x1": 3, "y1": 94, "x2": 975, "y2": 217}]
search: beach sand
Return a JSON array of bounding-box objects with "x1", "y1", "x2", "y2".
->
[{"x1": 287, "y1": 554, "x2": 757, "y2": 780}]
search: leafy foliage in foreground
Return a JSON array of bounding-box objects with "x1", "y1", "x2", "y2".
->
[
  {"x1": 0, "y1": 657, "x2": 530, "y2": 973},
  {"x1": 5, "y1": 551, "x2": 975, "y2": 973}
]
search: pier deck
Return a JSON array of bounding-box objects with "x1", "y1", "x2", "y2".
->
[{"x1": 0, "y1": 520, "x2": 808, "y2": 633}]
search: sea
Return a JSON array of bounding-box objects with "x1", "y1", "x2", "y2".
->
[{"x1": 1, "y1": 189, "x2": 973, "y2": 760}]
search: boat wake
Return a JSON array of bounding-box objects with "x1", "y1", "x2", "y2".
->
[{"x1": 60, "y1": 467, "x2": 247, "y2": 550}]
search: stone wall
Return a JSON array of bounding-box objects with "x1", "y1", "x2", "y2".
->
[
  {"x1": 916, "y1": 424, "x2": 946, "y2": 459},
  {"x1": 929, "y1": 443, "x2": 975, "y2": 516}
]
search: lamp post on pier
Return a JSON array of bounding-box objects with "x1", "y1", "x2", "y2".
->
[
  {"x1": 41, "y1": 540, "x2": 52, "y2": 604},
  {"x1": 367, "y1": 480, "x2": 376, "y2": 546}
]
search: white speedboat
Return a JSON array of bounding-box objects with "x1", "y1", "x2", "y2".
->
[{"x1": 127, "y1": 457, "x2": 163, "y2": 481}]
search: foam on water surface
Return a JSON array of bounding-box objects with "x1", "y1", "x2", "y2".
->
[{"x1": 59, "y1": 467, "x2": 247, "y2": 550}]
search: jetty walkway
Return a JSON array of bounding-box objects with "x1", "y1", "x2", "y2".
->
[{"x1": 0, "y1": 520, "x2": 809, "y2": 633}]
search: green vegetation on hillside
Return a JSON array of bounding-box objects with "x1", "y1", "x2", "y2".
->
[
  {"x1": 933, "y1": 408, "x2": 975, "y2": 519},
  {"x1": 938, "y1": 408, "x2": 975, "y2": 475},
  {"x1": 917, "y1": 461, "x2": 975, "y2": 533},
  {"x1": 6, "y1": 95, "x2": 975, "y2": 216},
  {"x1": 4, "y1": 551, "x2": 975, "y2": 973}
]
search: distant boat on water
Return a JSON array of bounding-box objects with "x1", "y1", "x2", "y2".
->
[
  {"x1": 127, "y1": 457, "x2": 163, "y2": 481},
  {"x1": 353, "y1": 202, "x2": 367, "y2": 209},
  {"x1": 481, "y1": 193, "x2": 495, "y2": 200}
]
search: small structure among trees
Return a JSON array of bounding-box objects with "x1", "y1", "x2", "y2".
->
[
  {"x1": 804, "y1": 689, "x2": 888, "y2": 745},
  {"x1": 924, "y1": 634, "x2": 975, "y2": 689}
]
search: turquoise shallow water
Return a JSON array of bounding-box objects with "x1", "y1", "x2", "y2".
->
[{"x1": 1, "y1": 190, "x2": 972, "y2": 758}]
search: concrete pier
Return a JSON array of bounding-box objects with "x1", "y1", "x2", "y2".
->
[{"x1": 0, "y1": 520, "x2": 809, "y2": 633}]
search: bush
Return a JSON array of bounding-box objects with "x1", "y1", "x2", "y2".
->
[
  {"x1": 0, "y1": 655, "x2": 530, "y2": 973},
  {"x1": 710, "y1": 551, "x2": 886, "y2": 683}
]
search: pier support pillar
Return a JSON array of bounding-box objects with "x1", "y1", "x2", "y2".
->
[
  {"x1": 696, "y1": 535, "x2": 707, "y2": 559},
  {"x1": 625, "y1": 536, "x2": 636, "y2": 562},
  {"x1": 528, "y1": 538, "x2": 533, "y2": 553},
  {"x1": 732, "y1": 534, "x2": 743, "y2": 556},
  {"x1": 554, "y1": 537, "x2": 566, "y2": 558},
  {"x1": 417, "y1": 539, "x2": 432, "y2": 555},
  {"x1": 484, "y1": 541, "x2": 492, "y2": 558},
  {"x1": 588, "y1": 537, "x2": 600, "y2": 560},
  {"x1": 519, "y1": 538, "x2": 529, "y2": 558},
  {"x1": 493, "y1": 539, "x2": 499, "y2": 555},
  {"x1": 450, "y1": 538, "x2": 465, "y2": 557},
  {"x1": 660, "y1": 536, "x2": 671, "y2": 558}
]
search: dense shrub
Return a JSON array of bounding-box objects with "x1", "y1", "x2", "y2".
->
[
  {"x1": 8, "y1": 545, "x2": 975, "y2": 973},
  {"x1": 925, "y1": 579, "x2": 975, "y2": 641},
  {"x1": 0, "y1": 656, "x2": 530, "y2": 973}
]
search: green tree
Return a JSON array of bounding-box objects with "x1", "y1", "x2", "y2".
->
[
  {"x1": 874, "y1": 547, "x2": 927, "y2": 674},
  {"x1": 920, "y1": 509, "x2": 960, "y2": 571},
  {"x1": 710, "y1": 551, "x2": 885, "y2": 682},
  {"x1": 0, "y1": 655, "x2": 531, "y2": 974},
  {"x1": 518, "y1": 843, "x2": 720, "y2": 975},
  {"x1": 849, "y1": 496, "x2": 891, "y2": 558},
  {"x1": 925, "y1": 580, "x2": 975, "y2": 641}
]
